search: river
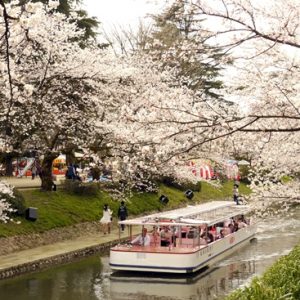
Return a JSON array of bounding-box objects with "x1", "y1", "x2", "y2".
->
[{"x1": 0, "y1": 207, "x2": 299, "y2": 300}]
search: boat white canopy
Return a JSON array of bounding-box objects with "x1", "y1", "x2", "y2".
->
[{"x1": 119, "y1": 201, "x2": 251, "y2": 227}]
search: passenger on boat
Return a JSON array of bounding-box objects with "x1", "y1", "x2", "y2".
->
[
  {"x1": 240, "y1": 214, "x2": 249, "y2": 225},
  {"x1": 223, "y1": 223, "x2": 234, "y2": 236},
  {"x1": 237, "y1": 218, "x2": 248, "y2": 229},
  {"x1": 216, "y1": 224, "x2": 223, "y2": 236},
  {"x1": 160, "y1": 226, "x2": 172, "y2": 246},
  {"x1": 233, "y1": 183, "x2": 239, "y2": 205},
  {"x1": 200, "y1": 229, "x2": 214, "y2": 243},
  {"x1": 233, "y1": 220, "x2": 239, "y2": 232},
  {"x1": 181, "y1": 227, "x2": 189, "y2": 238},
  {"x1": 224, "y1": 219, "x2": 233, "y2": 227},
  {"x1": 219, "y1": 229, "x2": 225, "y2": 239},
  {"x1": 130, "y1": 228, "x2": 151, "y2": 246},
  {"x1": 209, "y1": 226, "x2": 217, "y2": 240},
  {"x1": 187, "y1": 228, "x2": 198, "y2": 239},
  {"x1": 151, "y1": 226, "x2": 160, "y2": 245},
  {"x1": 170, "y1": 226, "x2": 177, "y2": 246}
]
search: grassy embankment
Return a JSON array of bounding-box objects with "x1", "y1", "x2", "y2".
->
[
  {"x1": 0, "y1": 180, "x2": 251, "y2": 238},
  {"x1": 225, "y1": 244, "x2": 300, "y2": 300}
]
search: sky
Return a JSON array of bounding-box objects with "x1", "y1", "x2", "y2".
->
[{"x1": 83, "y1": 0, "x2": 170, "y2": 32}]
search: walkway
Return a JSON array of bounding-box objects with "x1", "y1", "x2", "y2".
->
[
  {"x1": 2, "y1": 176, "x2": 65, "y2": 189},
  {"x1": 0, "y1": 226, "x2": 140, "y2": 280}
]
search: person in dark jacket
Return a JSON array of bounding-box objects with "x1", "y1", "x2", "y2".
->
[
  {"x1": 118, "y1": 201, "x2": 128, "y2": 232},
  {"x1": 66, "y1": 164, "x2": 76, "y2": 180}
]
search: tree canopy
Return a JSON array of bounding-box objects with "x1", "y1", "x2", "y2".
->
[
  {"x1": 5, "y1": 0, "x2": 99, "y2": 43},
  {"x1": 146, "y1": 0, "x2": 227, "y2": 99},
  {"x1": 0, "y1": 0, "x2": 299, "y2": 221}
]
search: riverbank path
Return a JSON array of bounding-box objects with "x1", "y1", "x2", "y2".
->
[
  {"x1": 2, "y1": 176, "x2": 64, "y2": 189},
  {"x1": 0, "y1": 225, "x2": 140, "y2": 280}
]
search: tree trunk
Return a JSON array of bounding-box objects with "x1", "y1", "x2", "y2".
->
[
  {"x1": 41, "y1": 152, "x2": 59, "y2": 191},
  {"x1": 66, "y1": 153, "x2": 75, "y2": 166},
  {"x1": 4, "y1": 153, "x2": 14, "y2": 176}
]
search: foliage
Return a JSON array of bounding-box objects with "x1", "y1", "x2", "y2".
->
[
  {"x1": 239, "y1": 165, "x2": 251, "y2": 184},
  {"x1": 226, "y1": 244, "x2": 300, "y2": 300},
  {"x1": 146, "y1": 0, "x2": 227, "y2": 99},
  {"x1": 110, "y1": 0, "x2": 299, "y2": 207},
  {"x1": 5, "y1": 0, "x2": 99, "y2": 44},
  {"x1": 63, "y1": 180, "x2": 100, "y2": 196},
  {"x1": 131, "y1": 179, "x2": 158, "y2": 193},
  {"x1": 0, "y1": 1, "x2": 109, "y2": 190},
  {"x1": 281, "y1": 175, "x2": 293, "y2": 184},
  {"x1": 162, "y1": 176, "x2": 201, "y2": 192},
  {"x1": 0, "y1": 181, "x2": 250, "y2": 237},
  {"x1": 5, "y1": 189, "x2": 26, "y2": 216},
  {"x1": 0, "y1": 180, "x2": 15, "y2": 222},
  {"x1": 0, "y1": 0, "x2": 299, "y2": 205}
]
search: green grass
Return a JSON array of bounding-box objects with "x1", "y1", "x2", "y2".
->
[
  {"x1": 225, "y1": 244, "x2": 300, "y2": 300},
  {"x1": 0, "y1": 180, "x2": 251, "y2": 238},
  {"x1": 281, "y1": 175, "x2": 293, "y2": 184}
]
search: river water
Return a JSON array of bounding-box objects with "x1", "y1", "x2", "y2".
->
[{"x1": 0, "y1": 207, "x2": 299, "y2": 300}]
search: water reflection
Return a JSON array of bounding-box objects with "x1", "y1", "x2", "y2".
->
[
  {"x1": 0, "y1": 207, "x2": 299, "y2": 300},
  {"x1": 109, "y1": 260, "x2": 256, "y2": 300},
  {"x1": 0, "y1": 256, "x2": 103, "y2": 300}
]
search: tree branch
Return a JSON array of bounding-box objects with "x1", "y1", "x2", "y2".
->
[
  {"x1": 0, "y1": 0, "x2": 15, "y2": 133},
  {"x1": 193, "y1": 1, "x2": 300, "y2": 49}
]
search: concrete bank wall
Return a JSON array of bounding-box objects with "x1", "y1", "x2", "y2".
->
[
  {"x1": 0, "y1": 221, "x2": 103, "y2": 256},
  {"x1": 0, "y1": 240, "x2": 117, "y2": 280}
]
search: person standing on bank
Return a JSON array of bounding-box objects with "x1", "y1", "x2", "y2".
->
[
  {"x1": 100, "y1": 204, "x2": 112, "y2": 235},
  {"x1": 31, "y1": 162, "x2": 37, "y2": 180},
  {"x1": 233, "y1": 183, "x2": 239, "y2": 205},
  {"x1": 118, "y1": 201, "x2": 128, "y2": 232}
]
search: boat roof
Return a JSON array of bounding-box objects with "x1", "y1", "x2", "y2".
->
[{"x1": 119, "y1": 201, "x2": 251, "y2": 227}]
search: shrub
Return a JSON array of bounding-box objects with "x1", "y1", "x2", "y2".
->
[
  {"x1": 162, "y1": 176, "x2": 201, "y2": 192},
  {"x1": 226, "y1": 244, "x2": 300, "y2": 300},
  {"x1": 132, "y1": 180, "x2": 158, "y2": 193},
  {"x1": 7, "y1": 189, "x2": 26, "y2": 216},
  {"x1": 0, "y1": 188, "x2": 26, "y2": 217},
  {"x1": 63, "y1": 180, "x2": 100, "y2": 196}
]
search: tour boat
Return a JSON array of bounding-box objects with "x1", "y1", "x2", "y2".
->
[{"x1": 109, "y1": 201, "x2": 256, "y2": 274}]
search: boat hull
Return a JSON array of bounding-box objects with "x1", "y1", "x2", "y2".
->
[{"x1": 110, "y1": 224, "x2": 256, "y2": 273}]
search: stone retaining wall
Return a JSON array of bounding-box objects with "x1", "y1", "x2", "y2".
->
[
  {"x1": 0, "y1": 221, "x2": 103, "y2": 256},
  {"x1": 0, "y1": 240, "x2": 118, "y2": 280}
]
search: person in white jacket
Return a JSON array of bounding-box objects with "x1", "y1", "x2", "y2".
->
[
  {"x1": 131, "y1": 228, "x2": 151, "y2": 246},
  {"x1": 100, "y1": 204, "x2": 112, "y2": 234}
]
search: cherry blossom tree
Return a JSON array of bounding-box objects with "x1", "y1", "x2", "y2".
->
[
  {"x1": 0, "y1": 1, "x2": 193, "y2": 193},
  {"x1": 0, "y1": 1, "x2": 117, "y2": 190},
  {"x1": 0, "y1": 0, "x2": 299, "y2": 213},
  {"x1": 188, "y1": 0, "x2": 300, "y2": 205},
  {"x1": 108, "y1": 0, "x2": 300, "y2": 207}
]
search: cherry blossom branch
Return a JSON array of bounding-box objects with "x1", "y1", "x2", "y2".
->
[
  {"x1": 0, "y1": 0, "x2": 14, "y2": 131},
  {"x1": 240, "y1": 127, "x2": 300, "y2": 133},
  {"x1": 274, "y1": 84, "x2": 300, "y2": 116},
  {"x1": 161, "y1": 117, "x2": 260, "y2": 161},
  {"x1": 193, "y1": 0, "x2": 300, "y2": 49}
]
